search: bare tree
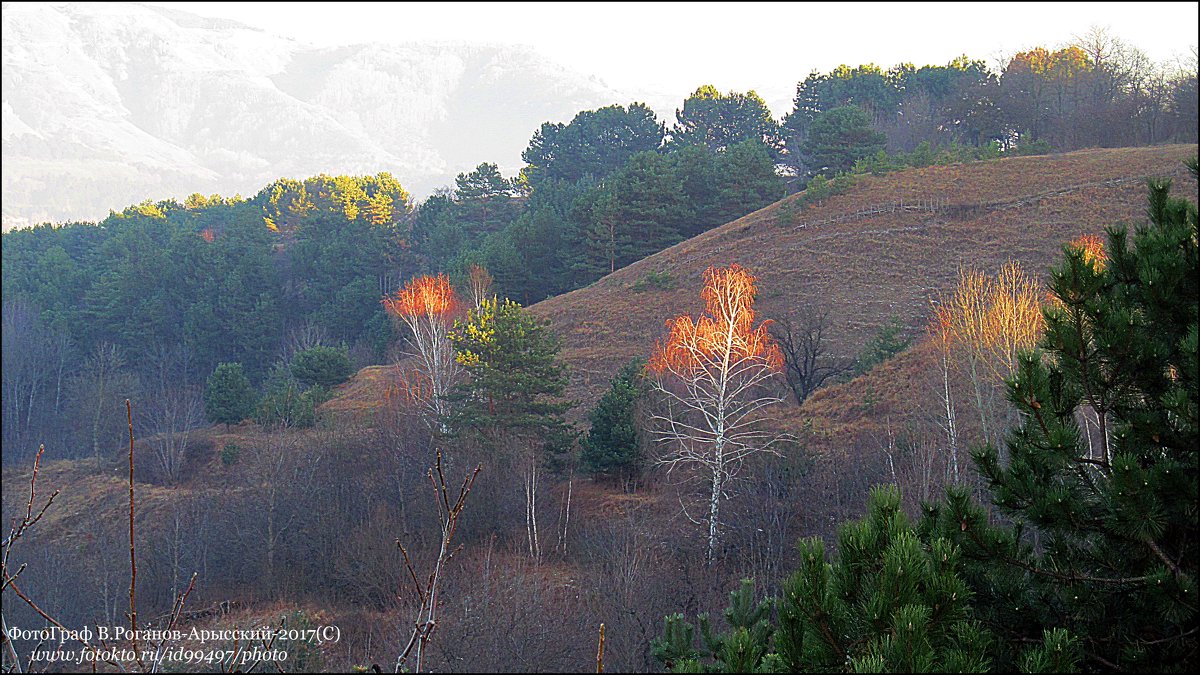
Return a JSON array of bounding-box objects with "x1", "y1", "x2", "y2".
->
[
  {"x1": 241, "y1": 431, "x2": 325, "y2": 590},
  {"x1": 1, "y1": 300, "x2": 73, "y2": 465},
  {"x1": 2, "y1": 402, "x2": 197, "y2": 674},
  {"x1": 466, "y1": 264, "x2": 494, "y2": 311},
  {"x1": 282, "y1": 317, "x2": 332, "y2": 363},
  {"x1": 140, "y1": 344, "x2": 205, "y2": 484},
  {"x1": 933, "y1": 263, "x2": 1045, "y2": 462},
  {"x1": 75, "y1": 342, "x2": 137, "y2": 466},
  {"x1": 770, "y1": 306, "x2": 853, "y2": 406},
  {"x1": 395, "y1": 450, "x2": 481, "y2": 673},
  {"x1": 928, "y1": 300, "x2": 962, "y2": 483},
  {"x1": 648, "y1": 265, "x2": 788, "y2": 564}
]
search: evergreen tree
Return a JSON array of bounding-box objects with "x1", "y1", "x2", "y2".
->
[
  {"x1": 447, "y1": 297, "x2": 576, "y2": 560},
  {"x1": 453, "y1": 162, "x2": 523, "y2": 238},
  {"x1": 410, "y1": 189, "x2": 465, "y2": 271},
  {"x1": 254, "y1": 362, "x2": 319, "y2": 429},
  {"x1": 801, "y1": 105, "x2": 887, "y2": 176},
  {"x1": 709, "y1": 140, "x2": 785, "y2": 226},
  {"x1": 581, "y1": 358, "x2": 646, "y2": 481},
  {"x1": 520, "y1": 103, "x2": 665, "y2": 187},
  {"x1": 854, "y1": 316, "x2": 913, "y2": 375},
  {"x1": 585, "y1": 151, "x2": 690, "y2": 276},
  {"x1": 204, "y1": 362, "x2": 257, "y2": 427},
  {"x1": 652, "y1": 579, "x2": 778, "y2": 673},
  {"x1": 671, "y1": 85, "x2": 783, "y2": 158},
  {"x1": 290, "y1": 344, "x2": 354, "y2": 389},
  {"x1": 921, "y1": 159, "x2": 1198, "y2": 671},
  {"x1": 447, "y1": 297, "x2": 576, "y2": 463},
  {"x1": 486, "y1": 177, "x2": 595, "y2": 303},
  {"x1": 776, "y1": 486, "x2": 996, "y2": 673},
  {"x1": 455, "y1": 162, "x2": 515, "y2": 200},
  {"x1": 654, "y1": 486, "x2": 1080, "y2": 673}
]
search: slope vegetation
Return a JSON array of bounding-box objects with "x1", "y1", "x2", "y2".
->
[
  {"x1": 535, "y1": 144, "x2": 1197, "y2": 411},
  {"x1": 328, "y1": 144, "x2": 1196, "y2": 419}
]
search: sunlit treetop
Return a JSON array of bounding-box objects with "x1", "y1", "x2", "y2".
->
[
  {"x1": 1069, "y1": 234, "x2": 1108, "y2": 271},
  {"x1": 1008, "y1": 45, "x2": 1093, "y2": 76},
  {"x1": 383, "y1": 273, "x2": 459, "y2": 320},
  {"x1": 649, "y1": 264, "x2": 783, "y2": 376},
  {"x1": 930, "y1": 262, "x2": 1046, "y2": 380}
]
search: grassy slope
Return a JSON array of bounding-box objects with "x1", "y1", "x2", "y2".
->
[
  {"x1": 324, "y1": 145, "x2": 1196, "y2": 421},
  {"x1": 534, "y1": 144, "x2": 1197, "y2": 414}
]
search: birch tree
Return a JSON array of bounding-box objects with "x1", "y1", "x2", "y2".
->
[
  {"x1": 933, "y1": 262, "x2": 1045, "y2": 463},
  {"x1": 648, "y1": 264, "x2": 786, "y2": 564},
  {"x1": 466, "y1": 264, "x2": 494, "y2": 311},
  {"x1": 384, "y1": 274, "x2": 462, "y2": 429},
  {"x1": 929, "y1": 300, "x2": 961, "y2": 483}
]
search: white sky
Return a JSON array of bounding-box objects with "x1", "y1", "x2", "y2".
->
[{"x1": 143, "y1": 2, "x2": 1200, "y2": 116}]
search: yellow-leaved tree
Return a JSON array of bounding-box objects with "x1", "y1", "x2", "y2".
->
[{"x1": 930, "y1": 261, "x2": 1046, "y2": 467}]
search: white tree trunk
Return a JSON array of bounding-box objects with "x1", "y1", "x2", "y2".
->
[
  {"x1": 706, "y1": 445, "x2": 723, "y2": 566},
  {"x1": 524, "y1": 463, "x2": 541, "y2": 562},
  {"x1": 941, "y1": 351, "x2": 959, "y2": 483}
]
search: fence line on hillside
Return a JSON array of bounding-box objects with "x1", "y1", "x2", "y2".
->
[{"x1": 673, "y1": 172, "x2": 1165, "y2": 268}]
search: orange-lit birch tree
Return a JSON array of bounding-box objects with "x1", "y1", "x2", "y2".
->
[
  {"x1": 648, "y1": 264, "x2": 786, "y2": 564},
  {"x1": 1069, "y1": 234, "x2": 1107, "y2": 272},
  {"x1": 383, "y1": 274, "x2": 462, "y2": 428},
  {"x1": 930, "y1": 261, "x2": 1046, "y2": 464}
]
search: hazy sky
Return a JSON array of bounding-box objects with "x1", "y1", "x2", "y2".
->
[{"x1": 143, "y1": 2, "x2": 1199, "y2": 115}]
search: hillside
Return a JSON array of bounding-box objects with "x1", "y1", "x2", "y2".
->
[
  {"x1": 26, "y1": 145, "x2": 1196, "y2": 529},
  {"x1": 329, "y1": 144, "x2": 1198, "y2": 420},
  {"x1": 3, "y1": 144, "x2": 1195, "y2": 673}
]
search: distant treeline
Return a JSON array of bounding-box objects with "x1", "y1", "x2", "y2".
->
[{"x1": 2, "y1": 28, "x2": 1196, "y2": 464}]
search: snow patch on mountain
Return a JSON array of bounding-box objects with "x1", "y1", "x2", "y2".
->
[{"x1": 1, "y1": 2, "x2": 634, "y2": 229}]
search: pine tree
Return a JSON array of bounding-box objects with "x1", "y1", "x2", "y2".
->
[
  {"x1": 653, "y1": 486, "x2": 1076, "y2": 672},
  {"x1": 447, "y1": 297, "x2": 576, "y2": 559},
  {"x1": 921, "y1": 158, "x2": 1198, "y2": 671},
  {"x1": 801, "y1": 105, "x2": 887, "y2": 176},
  {"x1": 854, "y1": 315, "x2": 913, "y2": 375},
  {"x1": 651, "y1": 579, "x2": 778, "y2": 674},
  {"x1": 254, "y1": 362, "x2": 319, "y2": 429},
  {"x1": 581, "y1": 358, "x2": 646, "y2": 481},
  {"x1": 446, "y1": 297, "x2": 575, "y2": 455},
  {"x1": 204, "y1": 362, "x2": 256, "y2": 427},
  {"x1": 708, "y1": 140, "x2": 785, "y2": 226},
  {"x1": 585, "y1": 151, "x2": 690, "y2": 275},
  {"x1": 289, "y1": 344, "x2": 353, "y2": 389},
  {"x1": 671, "y1": 85, "x2": 783, "y2": 157},
  {"x1": 778, "y1": 485, "x2": 994, "y2": 673}
]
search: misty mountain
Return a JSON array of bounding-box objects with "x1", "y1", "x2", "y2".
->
[{"x1": 0, "y1": 2, "x2": 633, "y2": 229}]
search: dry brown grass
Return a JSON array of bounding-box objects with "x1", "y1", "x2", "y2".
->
[
  {"x1": 319, "y1": 145, "x2": 1195, "y2": 428},
  {"x1": 532, "y1": 144, "x2": 1197, "y2": 417},
  {"x1": 317, "y1": 363, "x2": 404, "y2": 418}
]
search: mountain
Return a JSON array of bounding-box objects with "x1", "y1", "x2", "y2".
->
[{"x1": 0, "y1": 2, "x2": 629, "y2": 229}]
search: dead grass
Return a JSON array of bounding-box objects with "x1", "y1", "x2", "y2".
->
[
  {"x1": 318, "y1": 363, "x2": 405, "y2": 418},
  {"x1": 320, "y1": 146, "x2": 1194, "y2": 427},
  {"x1": 532, "y1": 144, "x2": 1196, "y2": 416}
]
